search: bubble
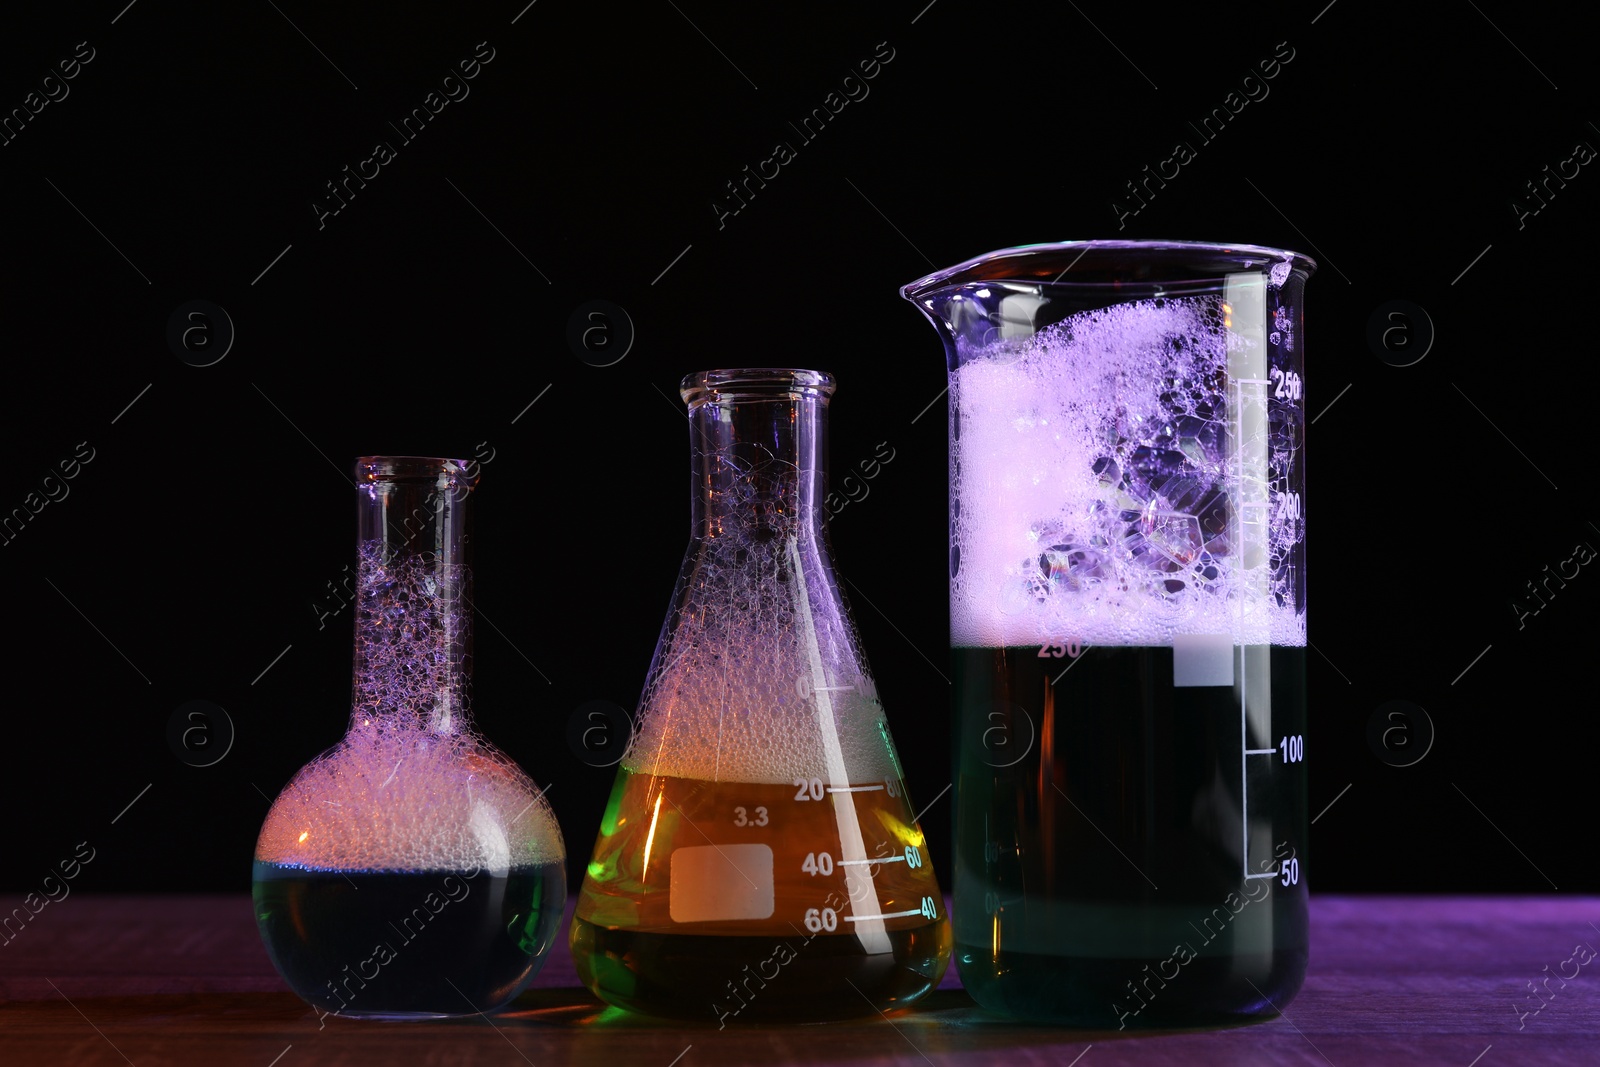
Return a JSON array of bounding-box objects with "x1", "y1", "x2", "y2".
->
[
  {"x1": 950, "y1": 294, "x2": 1305, "y2": 648},
  {"x1": 1142, "y1": 510, "x2": 1203, "y2": 567},
  {"x1": 623, "y1": 528, "x2": 899, "y2": 786},
  {"x1": 256, "y1": 545, "x2": 562, "y2": 872}
]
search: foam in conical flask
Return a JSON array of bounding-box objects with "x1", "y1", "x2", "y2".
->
[{"x1": 571, "y1": 370, "x2": 950, "y2": 1023}]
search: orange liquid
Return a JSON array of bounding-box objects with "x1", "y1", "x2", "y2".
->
[{"x1": 572, "y1": 769, "x2": 950, "y2": 1022}]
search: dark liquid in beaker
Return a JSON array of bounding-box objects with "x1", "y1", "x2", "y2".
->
[
  {"x1": 572, "y1": 772, "x2": 950, "y2": 1022},
  {"x1": 252, "y1": 861, "x2": 565, "y2": 1018},
  {"x1": 951, "y1": 644, "x2": 1308, "y2": 1026}
]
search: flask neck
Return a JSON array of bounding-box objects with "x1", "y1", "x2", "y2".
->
[
  {"x1": 349, "y1": 458, "x2": 477, "y2": 735},
  {"x1": 687, "y1": 392, "x2": 830, "y2": 542}
]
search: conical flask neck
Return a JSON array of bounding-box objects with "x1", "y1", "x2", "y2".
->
[
  {"x1": 349, "y1": 457, "x2": 477, "y2": 735},
  {"x1": 683, "y1": 371, "x2": 832, "y2": 541}
]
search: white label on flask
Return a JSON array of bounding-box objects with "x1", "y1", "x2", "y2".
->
[
  {"x1": 1173, "y1": 633, "x2": 1234, "y2": 687},
  {"x1": 669, "y1": 843, "x2": 775, "y2": 923}
]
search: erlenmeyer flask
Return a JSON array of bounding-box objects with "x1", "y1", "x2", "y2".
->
[
  {"x1": 253, "y1": 457, "x2": 565, "y2": 1021},
  {"x1": 571, "y1": 369, "x2": 950, "y2": 1023}
]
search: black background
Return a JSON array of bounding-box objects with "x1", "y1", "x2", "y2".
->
[{"x1": 1, "y1": 1, "x2": 1593, "y2": 896}]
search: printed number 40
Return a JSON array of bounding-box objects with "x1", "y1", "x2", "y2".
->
[{"x1": 802, "y1": 852, "x2": 834, "y2": 876}]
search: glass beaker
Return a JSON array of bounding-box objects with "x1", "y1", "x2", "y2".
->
[
  {"x1": 253, "y1": 457, "x2": 565, "y2": 1021},
  {"x1": 570, "y1": 369, "x2": 950, "y2": 1023},
  {"x1": 903, "y1": 242, "x2": 1314, "y2": 1026}
]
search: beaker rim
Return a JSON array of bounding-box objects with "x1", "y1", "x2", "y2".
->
[
  {"x1": 356, "y1": 456, "x2": 478, "y2": 486},
  {"x1": 901, "y1": 240, "x2": 1317, "y2": 300},
  {"x1": 680, "y1": 368, "x2": 836, "y2": 405}
]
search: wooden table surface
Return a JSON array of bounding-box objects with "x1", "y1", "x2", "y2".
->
[{"x1": 2, "y1": 895, "x2": 1595, "y2": 1065}]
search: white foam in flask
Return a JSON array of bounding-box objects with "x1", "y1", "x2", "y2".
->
[{"x1": 949, "y1": 286, "x2": 1303, "y2": 656}]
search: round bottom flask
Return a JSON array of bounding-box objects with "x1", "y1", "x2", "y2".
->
[{"x1": 253, "y1": 457, "x2": 565, "y2": 1020}]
